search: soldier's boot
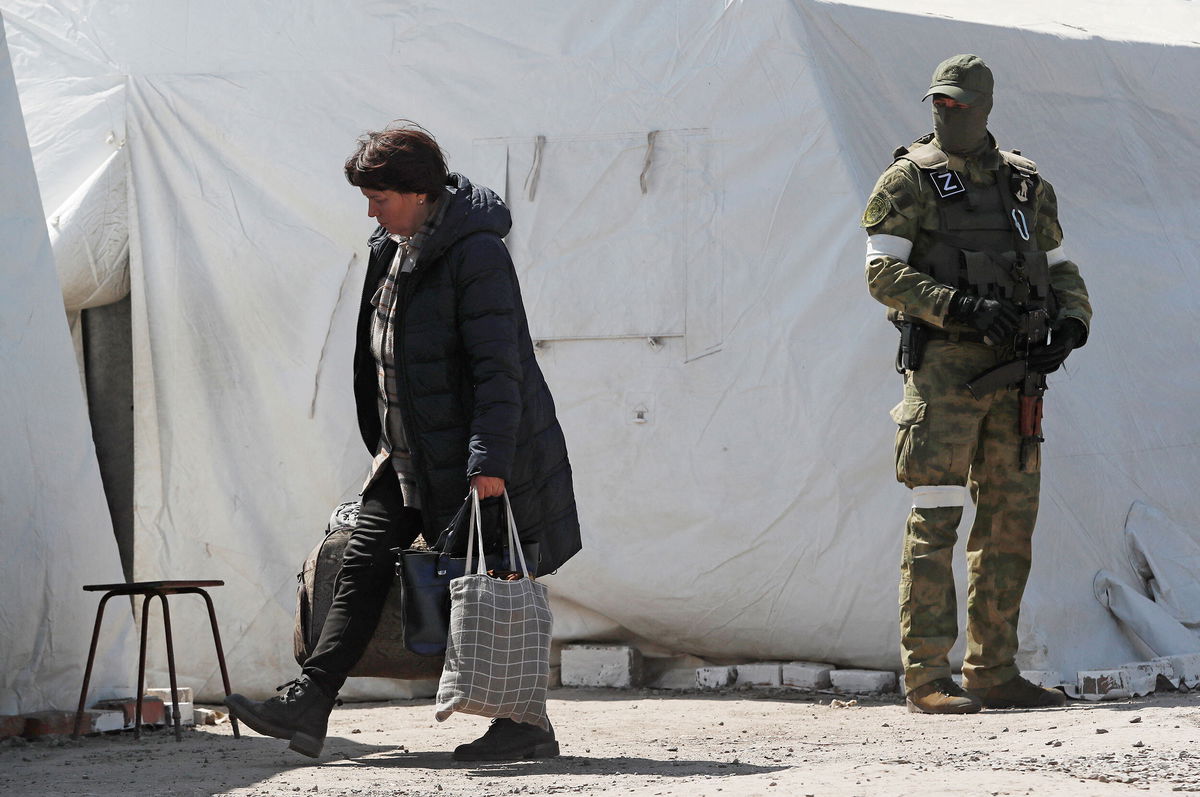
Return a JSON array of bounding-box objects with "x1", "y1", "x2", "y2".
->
[
  {"x1": 452, "y1": 718, "x2": 559, "y2": 762},
  {"x1": 906, "y1": 678, "x2": 983, "y2": 714},
  {"x1": 967, "y1": 675, "x2": 1067, "y2": 709},
  {"x1": 224, "y1": 675, "x2": 339, "y2": 757}
]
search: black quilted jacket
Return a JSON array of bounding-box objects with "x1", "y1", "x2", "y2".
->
[{"x1": 352, "y1": 173, "x2": 581, "y2": 575}]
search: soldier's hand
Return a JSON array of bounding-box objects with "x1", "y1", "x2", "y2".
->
[
  {"x1": 1027, "y1": 318, "x2": 1085, "y2": 374},
  {"x1": 948, "y1": 293, "x2": 1021, "y2": 342}
]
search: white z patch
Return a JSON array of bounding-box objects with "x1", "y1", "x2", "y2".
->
[{"x1": 928, "y1": 170, "x2": 966, "y2": 198}]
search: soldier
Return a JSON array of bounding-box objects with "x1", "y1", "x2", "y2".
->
[{"x1": 862, "y1": 55, "x2": 1092, "y2": 714}]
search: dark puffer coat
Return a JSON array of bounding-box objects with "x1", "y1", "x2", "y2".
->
[{"x1": 352, "y1": 173, "x2": 581, "y2": 576}]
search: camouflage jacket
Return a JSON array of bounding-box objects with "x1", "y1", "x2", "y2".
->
[{"x1": 862, "y1": 137, "x2": 1092, "y2": 340}]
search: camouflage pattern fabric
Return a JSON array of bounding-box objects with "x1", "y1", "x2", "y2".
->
[
  {"x1": 865, "y1": 138, "x2": 1092, "y2": 693},
  {"x1": 863, "y1": 140, "x2": 1092, "y2": 335},
  {"x1": 893, "y1": 341, "x2": 1039, "y2": 690}
]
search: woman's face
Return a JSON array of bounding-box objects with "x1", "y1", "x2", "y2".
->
[{"x1": 360, "y1": 188, "x2": 429, "y2": 237}]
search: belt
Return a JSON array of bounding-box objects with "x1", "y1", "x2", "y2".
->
[{"x1": 924, "y1": 328, "x2": 991, "y2": 345}]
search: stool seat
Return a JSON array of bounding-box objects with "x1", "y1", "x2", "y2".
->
[
  {"x1": 83, "y1": 580, "x2": 225, "y2": 594},
  {"x1": 73, "y1": 580, "x2": 241, "y2": 742}
]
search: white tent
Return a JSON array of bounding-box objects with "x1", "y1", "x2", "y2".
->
[
  {"x1": 0, "y1": 19, "x2": 132, "y2": 714},
  {"x1": 3, "y1": 0, "x2": 1198, "y2": 708}
]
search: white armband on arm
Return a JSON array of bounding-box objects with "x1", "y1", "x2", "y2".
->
[
  {"x1": 1044, "y1": 246, "x2": 1068, "y2": 266},
  {"x1": 866, "y1": 234, "x2": 913, "y2": 263}
]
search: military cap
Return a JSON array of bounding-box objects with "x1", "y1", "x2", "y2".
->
[{"x1": 922, "y1": 54, "x2": 993, "y2": 104}]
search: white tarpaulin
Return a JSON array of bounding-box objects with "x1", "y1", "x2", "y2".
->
[
  {"x1": 3, "y1": 0, "x2": 1198, "y2": 704},
  {"x1": 0, "y1": 16, "x2": 133, "y2": 714}
]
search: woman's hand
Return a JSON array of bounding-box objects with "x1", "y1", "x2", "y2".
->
[{"x1": 471, "y1": 475, "x2": 506, "y2": 499}]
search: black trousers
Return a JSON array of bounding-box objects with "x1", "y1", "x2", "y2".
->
[{"x1": 302, "y1": 469, "x2": 422, "y2": 694}]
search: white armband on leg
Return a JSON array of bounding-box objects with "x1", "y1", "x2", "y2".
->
[
  {"x1": 912, "y1": 485, "x2": 968, "y2": 508},
  {"x1": 866, "y1": 234, "x2": 913, "y2": 262}
]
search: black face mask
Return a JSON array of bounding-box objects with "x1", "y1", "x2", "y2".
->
[{"x1": 933, "y1": 96, "x2": 992, "y2": 156}]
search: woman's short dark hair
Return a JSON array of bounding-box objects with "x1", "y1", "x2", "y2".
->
[{"x1": 344, "y1": 121, "x2": 448, "y2": 196}]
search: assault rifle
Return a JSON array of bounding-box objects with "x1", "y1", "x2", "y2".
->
[{"x1": 964, "y1": 308, "x2": 1049, "y2": 471}]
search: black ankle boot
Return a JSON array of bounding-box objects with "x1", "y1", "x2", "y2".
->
[
  {"x1": 452, "y1": 718, "x2": 559, "y2": 762},
  {"x1": 224, "y1": 675, "x2": 337, "y2": 757}
]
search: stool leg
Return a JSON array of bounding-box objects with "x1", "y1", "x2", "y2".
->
[
  {"x1": 134, "y1": 593, "x2": 154, "y2": 740},
  {"x1": 72, "y1": 592, "x2": 116, "y2": 739},
  {"x1": 159, "y1": 594, "x2": 183, "y2": 742},
  {"x1": 191, "y1": 588, "x2": 240, "y2": 738}
]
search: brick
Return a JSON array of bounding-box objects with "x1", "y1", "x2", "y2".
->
[
  {"x1": 23, "y1": 710, "x2": 93, "y2": 738},
  {"x1": 1162, "y1": 653, "x2": 1200, "y2": 688},
  {"x1": 645, "y1": 655, "x2": 709, "y2": 690},
  {"x1": 829, "y1": 669, "x2": 897, "y2": 694},
  {"x1": 0, "y1": 715, "x2": 26, "y2": 740},
  {"x1": 93, "y1": 696, "x2": 165, "y2": 728},
  {"x1": 1077, "y1": 669, "x2": 1130, "y2": 701},
  {"x1": 696, "y1": 666, "x2": 737, "y2": 689},
  {"x1": 146, "y1": 686, "x2": 194, "y2": 703},
  {"x1": 782, "y1": 661, "x2": 832, "y2": 690},
  {"x1": 1121, "y1": 661, "x2": 1172, "y2": 696},
  {"x1": 161, "y1": 701, "x2": 196, "y2": 726},
  {"x1": 91, "y1": 710, "x2": 127, "y2": 733},
  {"x1": 560, "y1": 645, "x2": 643, "y2": 688},
  {"x1": 736, "y1": 663, "x2": 782, "y2": 688}
]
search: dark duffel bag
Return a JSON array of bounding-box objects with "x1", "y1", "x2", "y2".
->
[{"x1": 293, "y1": 501, "x2": 444, "y2": 680}]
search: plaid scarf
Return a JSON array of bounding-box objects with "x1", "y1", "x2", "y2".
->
[{"x1": 364, "y1": 193, "x2": 449, "y2": 505}]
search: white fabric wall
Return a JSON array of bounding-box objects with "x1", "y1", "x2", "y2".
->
[
  {"x1": 3, "y1": 0, "x2": 1197, "y2": 702},
  {"x1": 0, "y1": 14, "x2": 133, "y2": 714}
]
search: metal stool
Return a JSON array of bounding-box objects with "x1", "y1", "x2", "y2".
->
[{"x1": 72, "y1": 580, "x2": 241, "y2": 741}]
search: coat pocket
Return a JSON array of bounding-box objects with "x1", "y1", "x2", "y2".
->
[{"x1": 891, "y1": 396, "x2": 927, "y2": 485}]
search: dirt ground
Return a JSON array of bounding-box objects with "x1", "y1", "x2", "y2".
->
[{"x1": 2, "y1": 688, "x2": 1199, "y2": 797}]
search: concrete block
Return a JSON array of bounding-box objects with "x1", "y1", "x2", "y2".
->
[
  {"x1": 22, "y1": 710, "x2": 101, "y2": 738},
  {"x1": 560, "y1": 644, "x2": 643, "y2": 688},
  {"x1": 645, "y1": 655, "x2": 709, "y2": 690},
  {"x1": 1022, "y1": 670, "x2": 1066, "y2": 689},
  {"x1": 0, "y1": 715, "x2": 26, "y2": 740},
  {"x1": 194, "y1": 707, "x2": 224, "y2": 726},
  {"x1": 161, "y1": 701, "x2": 196, "y2": 726},
  {"x1": 781, "y1": 661, "x2": 832, "y2": 690},
  {"x1": 93, "y1": 696, "x2": 165, "y2": 728},
  {"x1": 735, "y1": 663, "x2": 782, "y2": 688},
  {"x1": 1077, "y1": 669, "x2": 1130, "y2": 701},
  {"x1": 146, "y1": 686, "x2": 194, "y2": 703},
  {"x1": 1121, "y1": 661, "x2": 1172, "y2": 696},
  {"x1": 829, "y1": 669, "x2": 897, "y2": 694},
  {"x1": 91, "y1": 710, "x2": 127, "y2": 733},
  {"x1": 696, "y1": 666, "x2": 737, "y2": 689},
  {"x1": 1162, "y1": 653, "x2": 1200, "y2": 688}
]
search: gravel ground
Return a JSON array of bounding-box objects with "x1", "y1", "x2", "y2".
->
[{"x1": 2, "y1": 688, "x2": 1199, "y2": 796}]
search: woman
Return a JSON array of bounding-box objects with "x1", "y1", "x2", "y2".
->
[{"x1": 225, "y1": 122, "x2": 581, "y2": 761}]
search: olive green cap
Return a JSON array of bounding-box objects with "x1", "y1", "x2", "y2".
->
[{"x1": 922, "y1": 54, "x2": 993, "y2": 104}]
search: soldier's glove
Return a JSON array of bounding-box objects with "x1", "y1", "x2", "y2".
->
[
  {"x1": 1027, "y1": 318, "x2": 1086, "y2": 374},
  {"x1": 947, "y1": 293, "x2": 1021, "y2": 343}
]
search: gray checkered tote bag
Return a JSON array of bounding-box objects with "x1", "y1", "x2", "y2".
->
[{"x1": 434, "y1": 489, "x2": 552, "y2": 730}]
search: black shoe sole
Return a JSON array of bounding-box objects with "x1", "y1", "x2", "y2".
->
[{"x1": 452, "y1": 740, "x2": 560, "y2": 762}]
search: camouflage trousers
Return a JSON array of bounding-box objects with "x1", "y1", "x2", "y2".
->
[{"x1": 891, "y1": 340, "x2": 1040, "y2": 692}]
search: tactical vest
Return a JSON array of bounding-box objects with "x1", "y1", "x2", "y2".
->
[{"x1": 896, "y1": 140, "x2": 1057, "y2": 318}]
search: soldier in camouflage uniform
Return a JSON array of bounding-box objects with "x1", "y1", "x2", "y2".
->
[{"x1": 862, "y1": 55, "x2": 1092, "y2": 714}]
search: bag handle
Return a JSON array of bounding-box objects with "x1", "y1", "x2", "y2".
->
[
  {"x1": 501, "y1": 491, "x2": 532, "y2": 579},
  {"x1": 465, "y1": 488, "x2": 488, "y2": 576},
  {"x1": 462, "y1": 487, "x2": 532, "y2": 579}
]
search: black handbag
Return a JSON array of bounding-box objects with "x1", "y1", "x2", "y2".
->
[{"x1": 398, "y1": 492, "x2": 538, "y2": 657}]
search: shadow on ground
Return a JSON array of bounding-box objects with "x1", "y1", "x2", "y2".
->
[{"x1": 358, "y1": 749, "x2": 787, "y2": 779}]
